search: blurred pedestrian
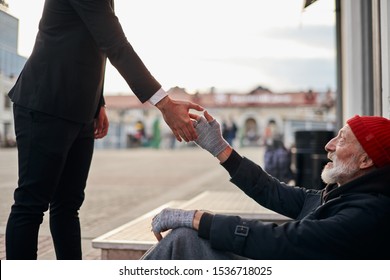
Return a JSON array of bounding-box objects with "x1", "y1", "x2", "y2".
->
[
  {"x1": 222, "y1": 119, "x2": 237, "y2": 146},
  {"x1": 264, "y1": 138, "x2": 294, "y2": 184}
]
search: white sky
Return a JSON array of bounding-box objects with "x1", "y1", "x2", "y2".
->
[{"x1": 6, "y1": 0, "x2": 336, "y2": 94}]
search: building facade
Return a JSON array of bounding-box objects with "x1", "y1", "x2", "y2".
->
[
  {"x1": 96, "y1": 87, "x2": 336, "y2": 150},
  {"x1": 3, "y1": 1, "x2": 389, "y2": 149},
  {"x1": 336, "y1": 0, "x2": 390, "y2": 124},
  {"x1": 0, "y1": 2, "x2": 27, "y2": 147}
]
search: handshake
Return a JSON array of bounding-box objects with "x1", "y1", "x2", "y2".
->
[{"x1": 190, "y1": 111, "x2": 230, "y2": 157}]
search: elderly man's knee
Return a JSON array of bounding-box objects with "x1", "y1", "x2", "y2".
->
[{"x1": 167, "y1": 227, "x2": 199, "y2": 243}]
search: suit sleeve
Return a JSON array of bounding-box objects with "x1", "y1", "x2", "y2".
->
[
  {"x1": 69, "y1": 0, "x2": 161, "y2": 102},
  {"x1": 94, "y1": 94, "x2": 106, "y2": 118}
]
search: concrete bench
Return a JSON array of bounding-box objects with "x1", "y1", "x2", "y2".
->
[
  {"x1": 91, "y1": 201, "x2": 184, "y2": 260},
  {"x1": 91, "y1": 191, "x2": 290, "y2": 260}
]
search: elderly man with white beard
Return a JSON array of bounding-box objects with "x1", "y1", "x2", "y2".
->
[{"x1": 142, "y1": 113, "x2": 390, "y2": 260}]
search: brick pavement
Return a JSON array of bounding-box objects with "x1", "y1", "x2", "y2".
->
[{"x1": 0, "y1": 146, "x2": 263, "y2": 260}]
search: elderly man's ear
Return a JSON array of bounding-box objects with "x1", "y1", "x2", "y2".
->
[{"x1": 360, "y1": 154, "x2": 375, "y2": 169}]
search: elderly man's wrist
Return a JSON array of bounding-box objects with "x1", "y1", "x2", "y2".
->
[
  {"x1": 216, "y1": 145, "x2": 233, "y2": 163},
  {"x1": 192, "y1": 210, "x2": 204, "y2": 230}
]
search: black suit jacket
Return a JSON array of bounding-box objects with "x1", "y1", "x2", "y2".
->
[{"x1": 9, "y1": 0, "x2": 161, "y2": 123}]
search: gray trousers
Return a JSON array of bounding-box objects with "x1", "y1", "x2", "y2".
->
[{"x1": 141, "y1": 228, "x2": 247, "y2": 260}]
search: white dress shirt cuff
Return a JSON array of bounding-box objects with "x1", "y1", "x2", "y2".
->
[{"x1": 148, "y1": 88, "x2": 167, "y2": 106}]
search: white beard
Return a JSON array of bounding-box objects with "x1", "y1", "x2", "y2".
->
[{"x1": 321, "y1": 154, "x2": 359, "y2": 185}]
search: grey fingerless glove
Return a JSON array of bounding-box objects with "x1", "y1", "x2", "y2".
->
[
  {"x1": 194, "y1": 116, "x2": 229, "y2": 156},
  {"x1": 152, "y1": 208, "x2": 196, "y2": 234}
]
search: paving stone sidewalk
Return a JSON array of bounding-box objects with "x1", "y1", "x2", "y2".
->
[{"x1": 0, "y1": 146, "x2": 263, "y2": 260}]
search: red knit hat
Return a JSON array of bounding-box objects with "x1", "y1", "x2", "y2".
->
[{"x1": 347, "y1": 115, "x2": 390, "y2": 167}]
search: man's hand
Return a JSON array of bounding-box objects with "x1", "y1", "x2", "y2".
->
[
  {"x1": 151, "y1": 208, "x2": 196, "y2": 241},
  {"x1": 156, "y1": 96, "x2": 203, "y2": 142},
  {"x1": 94, "y1": 106, "x2": 109, "y2": 139},
  {"x1": 190, "y1": 111, "x2": 230, "y2": 157}
]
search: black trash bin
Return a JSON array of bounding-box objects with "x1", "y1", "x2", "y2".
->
[{"x1": 293, "y1": 130, "x2": 334, "y2": 189}]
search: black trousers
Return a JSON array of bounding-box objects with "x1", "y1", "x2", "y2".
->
[{"x1": 6, "y1": 105, "x2": 95, "y2": 259}]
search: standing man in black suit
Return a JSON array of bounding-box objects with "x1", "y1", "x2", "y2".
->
[{"x1": 5, "y1": 0, "x2": 203, "y2": 260}]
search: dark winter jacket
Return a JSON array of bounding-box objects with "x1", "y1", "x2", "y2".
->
[{"x1": 198, "y1": 150, "x2": 390, "y2": 259}]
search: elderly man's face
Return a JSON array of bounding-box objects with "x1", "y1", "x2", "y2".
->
[{"x1": 321, "y1": 125, "x2": 365, "y2": 185}]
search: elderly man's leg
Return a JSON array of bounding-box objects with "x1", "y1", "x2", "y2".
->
[{"x1": 142, "y1": 228, "x2": 246, "y2": 260}]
